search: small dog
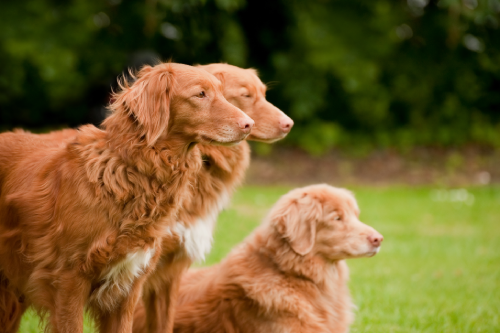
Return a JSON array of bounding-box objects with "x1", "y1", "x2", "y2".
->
[
  {"x1": 133, "y1": 63, "x2": 294, "y2": 333},
  {"x1": 0, "y1": 63, "x2": 253, "y2": 333},
  {"x1": 173, "y1": 184, "x2": 383, "y2": 333}
]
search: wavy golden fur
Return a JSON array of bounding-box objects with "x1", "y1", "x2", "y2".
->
[
  {"x1": 132, "y1": 63, "x2": 294, "y2": 333},
  {"x1": 172, "y1": 184, "x2": 383, "y2": 333},
  {"x1": 0, "y1": 62, "x2": 252, "y2": 333}
]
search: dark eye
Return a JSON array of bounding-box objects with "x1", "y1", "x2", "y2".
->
[
  {"x1": 241, "y1": 93, "x2": 251, "y2": 98},
  {"x1": 334, "y1": 215, "x2": 341, "y2": 221},
  {"x1": 197, "y1": 91, "x2": 206, "y2": 98}
]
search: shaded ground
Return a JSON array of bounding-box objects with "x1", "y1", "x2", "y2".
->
[{"x1": 246, "y1": 145, "x2": 500, "y2": 186}]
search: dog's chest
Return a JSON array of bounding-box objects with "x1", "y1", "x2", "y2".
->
[
  {"x1": 93, "y1": 247, "x2": 155, "y2": 309},
  {"x1": 105, "y1": 248, "x2": 155, "y2": 283},
  {"x1": 174, "y1": 190, "x2": 230, "y2": 262}
]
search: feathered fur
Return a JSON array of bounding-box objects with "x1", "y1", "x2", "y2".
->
[
  {"x1": 0, "y1": 62, "x2": 252, "y2": 333},
  {"x1": 172, "y1": 184, "x2": 383, "y2": 333},
  {"x1": 133, "y1": 63, "x2": 294, "y2": 333}
]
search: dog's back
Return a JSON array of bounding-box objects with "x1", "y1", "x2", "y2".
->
[
  {"x1": 0, "y1": 130, "x2": 69, "y2": 259},
  {"x1": 0, "y1": 131, "x2": 69, "y2": 200},
  {"x1": 0, "y1": 130, "x2": 69, "y2": 176},
  {"x1": 0, "y1": 131, "x2": 33, "y2": 181}
]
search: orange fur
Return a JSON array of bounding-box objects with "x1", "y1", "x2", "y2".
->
[
  {"x1": 132, "y1": 63, "x2": 294, "y2": 333},
  {"x1": 200, "y1": 64, "x2": 293, "y2": 143},
  {"x1": 0, "y1": 62, "x2": 253, "y2": 333},
  {"x1": 173, "y1": 184, "x2": 383, "y2": 333}
]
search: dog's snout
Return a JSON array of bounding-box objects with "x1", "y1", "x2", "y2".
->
[
  {"x1": 367, "y1": 232, "x2": 384, "y2": 247},
  {"x1": 238, "y1": 117, "x2": 254, "y2": 134},
  {"x1": 279, "y1": 116, "x2": 294, "y2": 134}
]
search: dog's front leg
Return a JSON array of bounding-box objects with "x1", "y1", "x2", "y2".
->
[
  {"x1": 143, "y1": 271, "x2": 182, "y2": 333},
  {"x1": 97, "y1": 275, "x2": 147, "y2": 333},
  {"x1": 50, "y1": 272, "x2": 91, "y2": 333}
]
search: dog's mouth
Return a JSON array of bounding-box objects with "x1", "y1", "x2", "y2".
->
[
  {"x1": 200, "y1": 135, "x2": 246, "y2": 147},
  {"x1": 367, "y1": 247, "x2": 381, "y2": 257},
  {"x1": 246, "y1": 132, "x2": 288, "y2": 143},
  {"x1": 336, "y1": 246, "x2": 381, "y2": 260}
]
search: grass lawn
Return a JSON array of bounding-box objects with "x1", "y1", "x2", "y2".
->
[{"x1": 20, "y1": 185, "x2": 500, "y2": 332}]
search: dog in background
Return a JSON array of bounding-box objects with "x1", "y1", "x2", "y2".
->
[
  {"x1": 133, "y1": 63, "x2": 294, "y2": 333},
  {"x1": 0, "y1": 63, "x2": 253, "y2": 333},
  {"x1": 173, "y1": 184, "x2": 383, "y2": 333}
]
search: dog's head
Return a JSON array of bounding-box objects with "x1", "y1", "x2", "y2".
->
[
  {"x1": 199, "y1": 64, "x2": 293, "y2": 143},
  {"x1": 269, "y1": 184, "x2": 383, "y2": 260},
  {"x1": 108, "y1": 62, "x2": 254, "y2": 147}
]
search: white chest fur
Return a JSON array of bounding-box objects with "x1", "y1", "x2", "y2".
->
[
  {"x1": 96, "y1": 247, "x2": 155, "y2": 305},
  {"x1": 175, "y1": 190, "x2": 230, "y2": 262}
]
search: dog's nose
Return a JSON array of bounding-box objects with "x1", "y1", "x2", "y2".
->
[
  {"x1": 279, "y1": 116, "x2": 294, "y2": 134},
  {"x1": 368, "y1": 232, "x2": 384, "y2": 247},
  {"x1": 238, "y1": 118, "x2": 254, "y2": 134}
]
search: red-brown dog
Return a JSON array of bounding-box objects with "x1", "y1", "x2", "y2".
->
[
  {"x1": 0, "y1": 62, "x2": 253, "y2": 333},
  {"x1": 173, "y1": 184, "x2": 383, "y2": 333},
  {"x1": 133, "y1": 63, "x2": 293, "y2": 333}
]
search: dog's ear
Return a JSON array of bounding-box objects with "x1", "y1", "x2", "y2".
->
[
  {"x1": 212, "y1": 71, "x2": 225, "y2": 88},
  {"x1": 272, "y1": 193, "x2": 321, "y2": 256},
  {"x1": 127, "y1": 65, "x2": 174, "y2": 147}
]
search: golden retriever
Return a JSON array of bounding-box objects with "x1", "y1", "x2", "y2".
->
[
  {"x1": 0, "y1": 62, "x2": 253, "y2": 333},
  {"x1": 133, "y1": 63, "x2": 294, "y2": 333},
  {"x1": 172, "y1": 184, "x2": 383, "y2": 333}
]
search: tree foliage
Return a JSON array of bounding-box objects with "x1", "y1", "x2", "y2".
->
[{"x1": 1, "y1": 0, "x2": 499, "y2": 152}]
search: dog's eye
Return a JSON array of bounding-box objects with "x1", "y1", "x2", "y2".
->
[
  {"x1": 334, "y1": 216, "x2": 341, "y2": 221},
  {"x1": 201, "y1": 154, "x2": 211, "y2": 168},
  {"x1": 197, "y1": 91, "x2": 206, "y2": 98},
  {"x1": 241, "y1": 94, "x2": 251, "y2": 98}
]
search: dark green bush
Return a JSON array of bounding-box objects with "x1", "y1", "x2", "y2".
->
[{"x1": 1, "y1": 0, "x2": 499, "y2": 152}]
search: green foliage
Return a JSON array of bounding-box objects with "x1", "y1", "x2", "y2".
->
[
  {"x1": 288, "y1": 120, "x2": 343, "y2": 155},
  {"x1": 268, "y1": 0, "x2": 500, "y2": 152},
  {"x1": 1, "y1": 0, "x2": 499, "y2": 151}
]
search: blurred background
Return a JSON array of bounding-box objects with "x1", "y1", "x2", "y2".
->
[
  {"x1": 1, "y1": 0, "x2": 499, "y2": 160},
  {"x1": 2, "y1": 0, "x2": 499, "y2": 332}
]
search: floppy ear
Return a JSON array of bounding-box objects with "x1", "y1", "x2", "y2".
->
[
  {"x1": 127, "y1": 65, "x2": 174, "y2": 146},
  {"x1": 212, "y1": 71, "x2": 225, "y2": 88},
  {"x1": 272, "y1": 194, "x2": 321, "y2": 256}
]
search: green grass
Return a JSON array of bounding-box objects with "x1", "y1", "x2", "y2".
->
[{"x1": 20, "y1": 185, "x2": 500, "y2": 332}]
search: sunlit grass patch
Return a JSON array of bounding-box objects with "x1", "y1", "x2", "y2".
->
[{"x1": 20, "y1": 185, "x2": 500, "y2": 332}]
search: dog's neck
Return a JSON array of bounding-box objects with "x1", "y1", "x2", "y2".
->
[
  {"x1": 71, "y1": 119, "x2": 201, "y2": 227},
  {"x1": 255, "y1": 227, "x2": 340, "y2": 288},
  {"x1": 198, "y1": 142, "x2": 250, "y2": 182},
  {"x1": 165, "y1": 141, "x2": 250, "y2": 262}
]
